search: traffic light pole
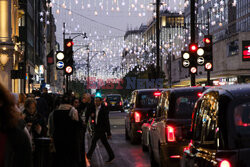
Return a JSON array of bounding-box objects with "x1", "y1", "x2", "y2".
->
[
  {"x1": 63, "y1": 22, "x2": 69, "y2": 93},
  {"x1": 87, "y1": 49, "x2": 90, "y2": 94},
  {"x1": 207, "y1": 11, "x2": 211, "y2": 86},
  {"x1": 156, "y1": 0, "x2": 160, "y2": 79},
  {"x1": 190, "y1": 0, "x2": 196, "y2": 86}
]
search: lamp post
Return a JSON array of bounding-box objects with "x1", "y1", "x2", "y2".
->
[{"x1": 74, "y1": 46, "x2": 105, "y2": 93}]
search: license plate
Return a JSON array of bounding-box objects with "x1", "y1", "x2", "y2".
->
[{"x1": 112, "y1": 104, "x2": 115, "y2": 106}]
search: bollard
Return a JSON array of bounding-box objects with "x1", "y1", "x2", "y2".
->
[{"x1": 33, "y1": 137, "x2": 51, "y2": 167}]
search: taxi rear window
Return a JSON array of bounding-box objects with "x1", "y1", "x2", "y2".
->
[
  {"x1": 234, "y1": 102, "x2": 250, "y2": 130},
  {"x1": 107, "y1": 96, "x2": 121, "y2": 101},
  {"x1": 169, "y1": 93, "x2": 199, "y2": 119},
  {"x1": 136, "y1": 92, "x2": 158, "y2": 108}
]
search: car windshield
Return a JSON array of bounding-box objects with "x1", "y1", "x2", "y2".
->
[
  {"x1": 170, "y1": 93, "x2": 199, "y2": 119},
  {"x1": 233, "y1": 100, "x2": 250, "y2": 141},
  {"x1": 136, "y1": 92, "x2": 158, "y2": 108},
  {"x1": 107, "y1": 96, "x2": 121, "y2": 101}
]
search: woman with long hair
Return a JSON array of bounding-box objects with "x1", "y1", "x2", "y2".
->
[{"x1": 0, "y1": 83, "x2": 32, "y2": 167}]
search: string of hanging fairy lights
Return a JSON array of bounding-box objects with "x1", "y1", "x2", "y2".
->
[{"x1": 51, "y1": 0, "x2": 238, "y2": 80}]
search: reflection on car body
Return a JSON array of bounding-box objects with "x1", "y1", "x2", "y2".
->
[{"x1": 181, "y1": 84, "x2": 250, "y2": 167}]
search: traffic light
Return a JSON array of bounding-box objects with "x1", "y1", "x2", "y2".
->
[
  {"x1": 64, "y1": 38, "x2": 74, "y2": 75},
  {"x1": 182, "y1": 51, "x2": 191, "y2": 68},
  {"x1": 196, "y1": 47, "x2": 205, "y2": 66},
  {"x1": 189, "y1": 43, "x2": 198, "y2": 53},
  {"x1": 56, "y1": 51, "x2": 65, "y2": 70},
  {"x1": 95, "y1": 89, "x2": 102, "y2": 98},
  {"x1": 203, "y1": 35, "x2": 213, "y2": 71},
  {"x1": 189, "y1": 43, "x2": 198, "y2": 74}
]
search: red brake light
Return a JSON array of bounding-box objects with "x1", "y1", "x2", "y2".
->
[
  {"x1": 219, "y1": 160, "x2": 231, "y2": 167},
  {"x1": 104, "y1": 102, "x2": 108, "y2": 107},
  {"x1": 120, "y1": 101, "x2": 122, "y2": 106},
  {"x1": 154, "y1": 91, "x2": 161, "y2": 97},
  {"x1": 166, "y1": 126, "x2": 176, "y2": 142},
  {"x1": 197, "y1": 92, "x2": 202, "y2": 97},
  {"x1": 135, "y1": 112, "x2": 141, "y2": 123}
]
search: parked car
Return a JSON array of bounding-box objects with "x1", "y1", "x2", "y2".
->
[
  {"x1": 105, "y1": 94, "x2": 124, "y2": 112},
  {"x1": 125, "y1": 89, "x2": 163, "y2": 144},
  {"x1": 149, "y1": 87, "x2": 206, "y2": 167},
  {"x1": 141, "y1": 118, "x2": 155, "y2": 152},
  {"x1": 181, "y1": 84, "x2": 250, "y2": 167}
]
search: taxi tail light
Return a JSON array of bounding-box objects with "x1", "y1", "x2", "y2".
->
[
  {"x1": 135, "y1": 112, "x2": 141, "y2": 123},
  {"x1": 166, "y1": 126, "x2": 176, "y2": 142},
  {"x1": 197, "y1": 92, "x2": 202, "y2": 97},
  {"x1": 219, "y1": 160, "x2": 231, "y2": 167},
  {"x1": 120, "y1": 101, "x2": 122, "y2": 106},
  {"x1": 154, "y1": 91, "x2": 161, "y2": 97},
  {"x1": 104, "y1": 102, "x2": 108, "y2": 107}
]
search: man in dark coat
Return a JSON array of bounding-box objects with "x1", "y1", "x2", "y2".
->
[{"x1": 86, "y1": 97, "x2": 115, "y2": 164}]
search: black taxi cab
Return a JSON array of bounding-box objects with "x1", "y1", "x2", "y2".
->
[
  {"x1": 125, "y1": 89, "x2": 163, "y2": 144},
  {"x1": 149, "y1": 87, "x2": 206, "y2": 167},
  {"x1": 181, "y1": 84, "x2": 250, "y2": 167}
]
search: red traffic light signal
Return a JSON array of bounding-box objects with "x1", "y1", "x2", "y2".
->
[
  {"x1": 203, "y1": 35, "x2": 212, "y2": 46},
  {"x1": 203, "y1": 38, "x2": 211, "y2": 44},
  {"x1": 66, "y1": 41, "x2": 74, "y2": 47},
  {"x1": 189, "y1": 43, "x2": 198, "y2": 52}
]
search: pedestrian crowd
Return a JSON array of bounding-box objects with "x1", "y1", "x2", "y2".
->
[{"x1": 0, "y1": 82, "x2": 114, "y2": 167}]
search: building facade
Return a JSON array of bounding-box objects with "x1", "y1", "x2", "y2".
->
[
  {"x1": 0, "y1": 0, "x2": 58, "y2": 93},
  {"x1": 179, "y1": 0, "x2": 250, "y2": 86},
  {"x1": 0, "y1": 0, "x2": 23, "y2": 91},
  {"x1": 122, "y1": 10, "x2": 185, "y2": 87}
]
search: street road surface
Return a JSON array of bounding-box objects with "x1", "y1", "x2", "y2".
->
[{"x1": 86, "y1": 111, "x2": 150, "y2": 167}]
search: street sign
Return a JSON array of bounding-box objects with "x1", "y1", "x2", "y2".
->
[
  {"x1": 65, "y1": 66, "x2": 73, "y2": 74},
  {"x1": 205, "y1": 62, "x2": 212, "y2": 70},
  {"x1": 183, "y1": 60, "x2": 190, "y2": 67},
  {"x1": 197, "y1": 57, "x2": 205, "y2": 65},
  {"x1": 242, "y1": 41, "x2": 250, "y2": 61},
  {"x1": 56, "y1": 51, "x2": 65, "y2": 70},
  {"x1": 190, "y1": 67, "x2": 197, "y2": 74},
  {"x1": 56, "y1": 61, "x2": 64, "y2": 69}
]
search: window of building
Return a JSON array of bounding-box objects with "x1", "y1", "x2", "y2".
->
[{"x1": 227, "y1": 40, "x2": 239, "y2": 57}]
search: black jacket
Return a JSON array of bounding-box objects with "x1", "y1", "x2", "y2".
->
[
  {"x1": 90, "y1": 104, "x2": 111, "y2": 136},
  {"x1": 1, "y1": 128, "x2": 32, "y2": 167},
  {"x1": 79, "y1": 101, "x2": 95, "y2": 124}
]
